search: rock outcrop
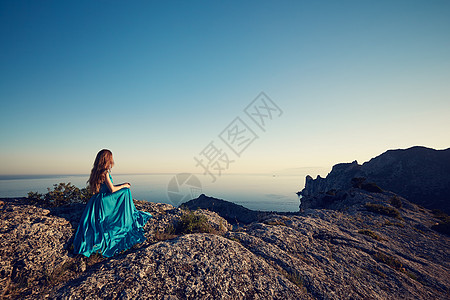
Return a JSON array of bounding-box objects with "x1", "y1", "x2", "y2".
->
[
  {"x1": 181, "y1": 194, "x2": 273, "y2": 224},
  {"x1": 300, "y1": 146, "x2": 450, "y2": 213},
  {"x1": 1, "y1": 191, "x2": 449, "y2": 299},
  {"x1": 56, "y1": 234, "x2": 305, "y2": 299}
]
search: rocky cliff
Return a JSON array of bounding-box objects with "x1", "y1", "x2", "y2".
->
[
  {"x1": 1, "y1": 191, "x2": 449, "y2": 299},
  {"x1": 300, "y1": 146, "x2": 450, "y2": 213}
]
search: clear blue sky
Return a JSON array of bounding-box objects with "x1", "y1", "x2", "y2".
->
[{"x1": 1, "y1": 0, "x2": 449, "y2": 175}]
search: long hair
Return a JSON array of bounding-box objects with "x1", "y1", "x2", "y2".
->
[{"x1": 87, "y1": 149, "x2": 114, "y2": 194}]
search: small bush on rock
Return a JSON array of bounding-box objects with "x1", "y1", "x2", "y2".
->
[
  {"x1": 176, "y1": 211, "x2": 215, "y2": 234},
  {"x1": 28, "y1": 182, "x2": 92, "y2": 206},
  {"x1": 27, "y1": 191, "x2": 44, "y2": 205},
  {"x1": 351, "y1": 177, "x2": 366, "y2": 189},
  {"x1": 365, "y1": 203, "x2": 402, "y2": 220},
  {"x1": 361, "y1": 182, "x2": 383, "y2": 193},
  {"x1": 384, "y1": 220, "x2": 405, "y2": 227},
  {"x1": 351, "y1": 177, "x2": 383, "y2": 193},
  {"x1": 358, "y1": 229, "x2": 383, "y2": 241},
  {"x1": 372, "y1": 251, "x2": 403, "y2": 272},
  {"x1": 389, "y1": 195, "x2": 402, "y2": 209}
]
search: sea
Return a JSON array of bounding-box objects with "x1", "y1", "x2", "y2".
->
[{"x1": 0, "y1": 173, "x2": 307, "y2": 212}]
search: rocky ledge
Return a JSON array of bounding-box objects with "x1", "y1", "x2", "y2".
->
[{"x1": 1, "y1": 191, "x2": 449, "y2": 299}]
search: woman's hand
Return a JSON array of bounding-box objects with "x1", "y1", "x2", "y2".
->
[{"x1": 105, "y1": 174, "x2": 132, "y2": 193}]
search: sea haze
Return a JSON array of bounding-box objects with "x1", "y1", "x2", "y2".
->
[{"x1": 0, "y1": 173, "x2": 304, "y2": 212}]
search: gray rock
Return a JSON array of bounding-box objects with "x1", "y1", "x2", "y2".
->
[
  {"x1": 0, "y1": 193, "x2": 449, "y2": 299},
  {"x1": 54, "y1": 234, "x2": 307, "y2": 299},
  {"x1": 300, "y1": 146, "x2": 450, "y2": 213},
  {"x1": 227, "y1": 192, "x2": 450, "y2": 299},
  {"x1": 0, "y1": 199, "x2": 74, "y2": 299}
]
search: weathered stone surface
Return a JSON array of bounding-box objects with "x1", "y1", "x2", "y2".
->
[
  {"x1": 0, "y1": 198, "x2": 75, "y2": 299},
  {"x1": 300, "y1": 146, "x2": 450, "y2": 213},
  {"x1": 228, "y1": 190, "x2": 450, "y2": 299},
  {"x1": 54, "y1": 234, "x2": 307, "y2": 299},
  {"x1": 133, "y1": 201, "x2": 232, "y2": 244},
  {"x1": 1, "y1": 191, "x2": 449, "y2": 299}
]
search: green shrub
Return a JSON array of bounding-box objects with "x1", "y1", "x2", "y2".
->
[
  {"x1": 176, "y1": 211, "x2": 214, "y2": 234},
  {"x1": 27, "y1": 191, "x2": 44, "y2": 205},
  {"x1": 154, "y1": 211, "x2": 218, "y2": 240},
  {"x1": 351, "y1": 177, "x2": 366, "y2": 189},
  {"x1": 361, "y1": 182, "x2": 383, "y2": 193},
  {"x1": 389, "y1": 195, "x2": 402, "y2": 209},
  {"x1": 365, "y1": 203, "x2": 402, "y2": 220},
  {"x1": 351, "y1": 177, "x2": 383, "y2": 193},
  {"x1": 28, "y1": 182, "x2": 92, "y2": 206}
]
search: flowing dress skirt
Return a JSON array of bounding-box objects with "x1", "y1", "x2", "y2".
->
[{"x1": 73, "y1": 187, "x2": 152, "y2": 257}]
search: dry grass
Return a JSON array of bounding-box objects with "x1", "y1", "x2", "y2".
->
[
  {"x1": 264, "y1": 219, "x2": 287, "y2": 226},
  {"x1": 154, "y1": 224, "x2": 178, "y2": 241},
  {"x1": 384, "y1": 220, "x2": 405, "y2": 227},
  {"x1": 365, "y1": 203, "x2": 402, "y2": 220},
  {"x1": 372, "y1": 251, "x2": 403, "y2": 272},
  {"x1": 358, "y1": 229, "x2": 384, "y2": 241}
]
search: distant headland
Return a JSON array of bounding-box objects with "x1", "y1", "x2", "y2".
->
[{"x1": 300, "y1": 146, "x2": 450, "y2": 214}]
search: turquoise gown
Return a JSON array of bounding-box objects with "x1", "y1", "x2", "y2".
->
[{"x1": 73, "y1": 173, "x2": 152, "y2": 257}]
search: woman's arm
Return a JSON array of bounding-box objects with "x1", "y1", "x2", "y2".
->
[{"x1": 104, "y1": 173, "x2": 131, "y2": 193}]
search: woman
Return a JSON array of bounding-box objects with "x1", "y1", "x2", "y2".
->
[{"x1": 73, "y1": 149, "x2": 152, "y2": 257}]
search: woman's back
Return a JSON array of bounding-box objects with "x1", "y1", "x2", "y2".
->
[{"x1": 98, "y1": 173, "x2": 112, "y2": 194}]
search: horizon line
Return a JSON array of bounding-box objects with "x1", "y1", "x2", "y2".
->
[{"x1": 0, "y1": 172, "x2": 315, "y2": 179}]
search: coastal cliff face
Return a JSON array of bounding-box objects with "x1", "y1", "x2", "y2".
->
[
  {"x1": 300, "y1": 146, "x2": 450, "y2": 213},
  {"x1": 1, "y1": 191, "x2": 449, "y2": 299}
]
